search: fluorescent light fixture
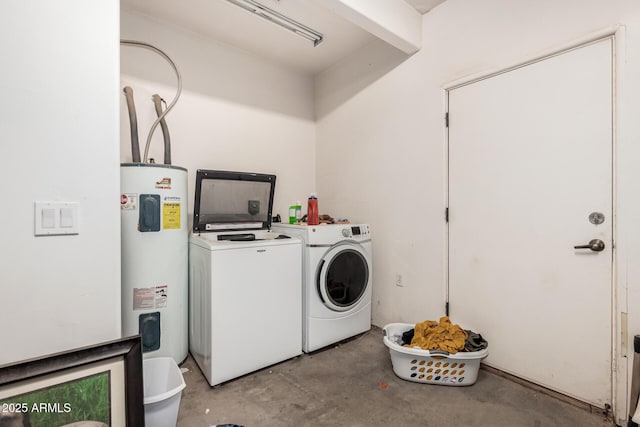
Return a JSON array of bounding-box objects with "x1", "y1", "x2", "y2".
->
[{"x1": 225, "y1": 0, "x2": 324, "y2": 47}]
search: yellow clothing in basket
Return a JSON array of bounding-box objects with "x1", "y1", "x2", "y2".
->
[{"x1": 408, "y1": 316, "x2": 467, "y2": 354}]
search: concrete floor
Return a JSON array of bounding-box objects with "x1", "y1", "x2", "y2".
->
[{"x1": 176, "y1": 327, "x2": 614, "y2": 427}]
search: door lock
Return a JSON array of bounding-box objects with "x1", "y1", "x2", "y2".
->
[
  {"x1": 574, "y1": 239, "x2": 605, "y2": 252},
  {"x1": 589, "y1": 212, "x2": 605, "y2": 225}
]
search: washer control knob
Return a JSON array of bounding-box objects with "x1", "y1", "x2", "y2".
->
[{"x1": 342, "y1": 228, "x2": 351, "y2": 238}]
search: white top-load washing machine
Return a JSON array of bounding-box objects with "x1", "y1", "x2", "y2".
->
[
  {"x1": 189, "y1": 170, "x2": 302, "y2": 386},
  {"x1": 271, "y1": 223, "x2": 372, "y2": 353}
]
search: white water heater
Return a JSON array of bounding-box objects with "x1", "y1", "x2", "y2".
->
[{"x1": 121, "y1": 163, "x2": 188, "y2": 363}]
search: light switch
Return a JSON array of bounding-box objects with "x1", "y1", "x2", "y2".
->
[
  {"x1": 60, "y1": 207, "x2": 74, "y2": 228},
  {"x1": 35, "y1": 201, "x2": 79, "y2": 236},
  {"x1": 41, "y1": 208, "x2": 56, "y2": 229}
]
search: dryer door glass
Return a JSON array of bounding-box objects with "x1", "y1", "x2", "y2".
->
[{"x1": 318, "y1": 247, "x2": 369, "y2": 311}]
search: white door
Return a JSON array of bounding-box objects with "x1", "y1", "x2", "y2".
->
[{"x1": 447, "y1": 38, "x2": 613, "y2": 407}]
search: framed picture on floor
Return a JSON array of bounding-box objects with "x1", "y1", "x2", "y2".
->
[{"x1": 0, "y1": 336, "x2": 144, "y2": 427}]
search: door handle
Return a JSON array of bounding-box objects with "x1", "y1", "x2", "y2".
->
[{"x1": 574, "y1": 239, "x2": 605, "y2": 252}]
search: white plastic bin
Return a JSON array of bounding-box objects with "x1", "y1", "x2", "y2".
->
[{"x1": 143, "y1": 357, "x2": 186, "y2": 427}]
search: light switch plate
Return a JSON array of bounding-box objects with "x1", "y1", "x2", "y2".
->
[{"x1": 35, "y1": 202, "x2": 79, "y2": 236}]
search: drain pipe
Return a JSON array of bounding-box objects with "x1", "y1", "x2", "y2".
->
[
  {"x1": 152, "y1": 94, "x2": 171, "y2": 165},
  {"x1": 123, "y1": 86, "x2": 141, "y2": 163}
]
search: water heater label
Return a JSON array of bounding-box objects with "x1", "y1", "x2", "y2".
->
[
  {"x1": 133, "y1": 285, "x2": 168, "y2": 310},
  {"x1": 163, "y1": 202, "x2": 181, "y2": 229},
  {"x1": 155, "y1": 177, "x2": 172, "y2": 189},
  {"x1": 120, "y1": 193, "x2": 137, "y2": 211}
]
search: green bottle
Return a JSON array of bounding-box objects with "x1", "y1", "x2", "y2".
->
[{"x1": 289, "y1": 203, "x2": 297, "y2": 224}]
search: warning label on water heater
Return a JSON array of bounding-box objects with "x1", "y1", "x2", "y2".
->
[
  {"x1": 163, "y1": 202, "x2": 181, "y2": 229},
  {"x1": 121, "y1": 193, "x2": 137, "y2": 211},
  {"x1": 133, "y1": 285, "x2": 168, "y2": 310}
]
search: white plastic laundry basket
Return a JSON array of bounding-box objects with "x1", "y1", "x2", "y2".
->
[
  {"x1": 383, "y1": 323, "x2": 488, "y2": 386},
  {"x1": 143, "y1": 357, "x2": 186, "y2": 427}
]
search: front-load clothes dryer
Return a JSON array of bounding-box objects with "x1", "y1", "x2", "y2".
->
[
  {"x1": 271, "y1": 223, "x2": 372, "y2": 353},
  {"x1": 188, "y1": 170, "x2": 302, "y2": 386}
]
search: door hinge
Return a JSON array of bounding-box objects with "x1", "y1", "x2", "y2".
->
[
  {"x1": 445, "y1": 207, "x2": 449, "y2": 223},
  {"x1": 445, "y1": 112, "x2": 449, "y2": 128},
  {"x1": 445, "y1": 301, "x2": 450, "y2": 317}
]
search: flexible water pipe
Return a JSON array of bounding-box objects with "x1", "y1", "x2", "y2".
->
[
  {"x1": 120, "y1": 40, "x2": 182, "y2": 163},
  {"x1": 152, "y1": 94, "x2": 171, "y2": 165},
  {"x1": 123, "y1": 86, "x2": 141, "y2": 163}
]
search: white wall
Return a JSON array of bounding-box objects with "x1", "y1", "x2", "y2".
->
[
  {"x1": 0, "y1": 1, "x2": 121, "y2": 364},
  {"x1": 120, "y1": 11, "x2": 316, "y2": 220},
  {"x1": 315, "y1": 0, "x2": 640, "y2": 422},
  {"x1": 316, "y1": 39, "x2": 445, "y2": 325}
]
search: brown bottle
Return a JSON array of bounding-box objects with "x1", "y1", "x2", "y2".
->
[{"x1": 307, "y1": 193, "x2": 319, "y2": 225}]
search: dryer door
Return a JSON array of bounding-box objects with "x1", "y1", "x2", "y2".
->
[{"x1": 317, "y1": 243, "x2": 370, "y2": 312}]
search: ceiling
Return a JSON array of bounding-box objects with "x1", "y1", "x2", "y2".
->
[
  {"x1": 121, "y1": 0, "x2": 446, "y2": 75},
  {"x1": 404, "y1": 0, "x2": 446, "y2": 14}
]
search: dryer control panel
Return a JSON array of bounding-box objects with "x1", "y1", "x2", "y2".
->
[
  {"x1": 342, "y1": 224, "x2": 370, "y2": 239},
  {"x1": 271, "y1": 222, "x2": 371, "y2": 245}
]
